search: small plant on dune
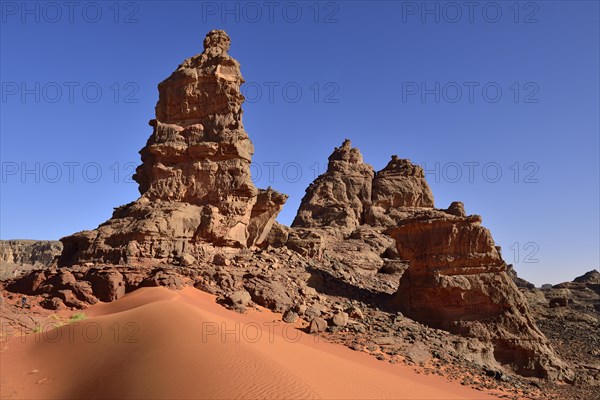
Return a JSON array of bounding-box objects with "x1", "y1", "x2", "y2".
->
[{"x1": 69, "y1": 313, "x2": 87, "y2": 322}]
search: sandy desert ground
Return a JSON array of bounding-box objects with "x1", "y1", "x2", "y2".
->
[{"x1": 0, "y1": 286, "x2": 507, "y2": 399}]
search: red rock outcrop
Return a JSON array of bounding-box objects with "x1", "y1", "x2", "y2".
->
[
  {"x1": 290, "y1": 141, "x2": 571, "y2": 380},
  {"x1": 0, "y1": 240, "x2": 62, "y2": 280},
  {"x1": 365, "y1": 156, "x2": 435, "y2": 226},
  {"x1": 0, "y1": 240, "x2": 62, "y2": 267},
  {"x1": 292, "y1": 145, "x2": 436, "y2": 232},
  {"x1": 292, "y1": 139, "x2": 374, "y2": 233},
  {"x1": 59, "y1": 30, "x2": 286, "y2": 266},
  {"x1": 6, "y1": 265, "x2": 186, "y2": 309},
  {"x1": 386, "y1": 211, "x2": 572, "y2": 380},
  {"x1": 369, "y1": 155, "x2": 433, "y2": 214}
]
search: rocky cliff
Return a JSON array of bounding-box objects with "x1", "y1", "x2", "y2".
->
[
  {"x1": 0, "y1": 240, "x2": 62, "y2": 280},
  {"x1": 0, "y1": 240, "x2": 61, "y2": 266}
]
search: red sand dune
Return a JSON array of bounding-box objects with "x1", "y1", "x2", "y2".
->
[{"x1": 1, "y1": 286, "x2": 504, "y2": 399}]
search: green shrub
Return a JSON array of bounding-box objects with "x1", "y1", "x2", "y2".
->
[{"x1": 69, "y1": 313, "x2": 87, "y2": 322}]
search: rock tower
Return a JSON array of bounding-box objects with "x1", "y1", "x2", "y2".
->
[{"x1": 59, "y1": 30, "x2": 287, "y2": 266}]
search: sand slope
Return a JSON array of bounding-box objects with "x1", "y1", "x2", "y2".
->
[{"x1": 1, "y1": 287, "x2": 501, "y2": 399}]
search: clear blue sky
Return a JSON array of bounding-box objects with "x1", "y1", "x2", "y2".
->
[{"x1": 1, "y1": 1, "x2": 598, "y2": 286}]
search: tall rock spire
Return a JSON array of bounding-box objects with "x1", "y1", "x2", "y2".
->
[{"x1": 59, "y1": 30, "x2": 287, "y2": 266}]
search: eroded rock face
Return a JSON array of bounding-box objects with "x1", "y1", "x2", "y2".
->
[
  {"x1": 5, "y1": 265, "x2": 186, "y2": 308},
  {"x1": 387, "y1": 212, "x2": 572, "y2": 380},
  {"x1": 247, "y1": 188, "x2": 289, "y2": 247},
  {"x1": 288, "y1": 140, "x2": 571, "y2": 380},
  {"x1": 59, "y1": 30, "x2": 286, "y2": 265},
  {"x1": 0, "y1": 240, "x2": 62, "y2": 280},
  {"x1": 370, "y1": 156, "x2": 434, "y2": 210},
  {"x1": 292, "y1": 140, "x2": 374, "y2": 232},
  {"x1": 387, "y1": 214, "x2": 503, "y2": 323},
  {"x1": 388, "y1": 214, "x2": 502, "y2": 286},
  {"x1": 291, "y1": 143, "x2": 436, "y2": 232},
  {"x1": 0, "y1": 240, "x2": 61, "y2": 267},
  {"x1": 365, "y1": 156, "x2": 434, "y2": 227}
]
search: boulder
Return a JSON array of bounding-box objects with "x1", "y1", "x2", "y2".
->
[
  {"x1": 227, "y1": 290, "x2": 252, "y2": 307},
  {"x1": 57, "y1": 289, "x2": 86, "y2": 309},
  {"x1": 261, "y1": 222, "x2": 291, "y2": 248},
  {"x1": 378, "y1": 259, "x2": 409, "y2": 275},
  {"x1": 244, "y1": 278, "x2": 293, "y2": 312},
  {"x1": 347, "y1": 305, "x2": 364, "y2": 320},
  {"x1": 41, "y1": 297, "x2": 65, "y2": 310},
  {"x1": 445, "y1": 201, "x2": 466, "y2": 217},
  {"x1": 179, "y1": 253, "x2": 196, "y2": 267},
  {"x1": 286, "y1": 229, "x2": 324, "y2": 258},
  {"x1": 213, "y1": 254, "x2": 231, "y2": 266},
  {"x1": 309, "y1": 317, "x2": 328, "y2": 333},
  {"x1": 86, "y1": 268, "x2": 126, "y2": 302},
  {"x1": 305, "y1": 304, "x2": 325, "y2": 319},
  {"x1": 282, "y1": 310, "x2": 299, "y2": 324},
  {"x1": 332, "y1": 311, "x2": 349, "y2": 327},
  {"x1": 142, "y1": 269, "x2": 184, "y2": 290}
]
